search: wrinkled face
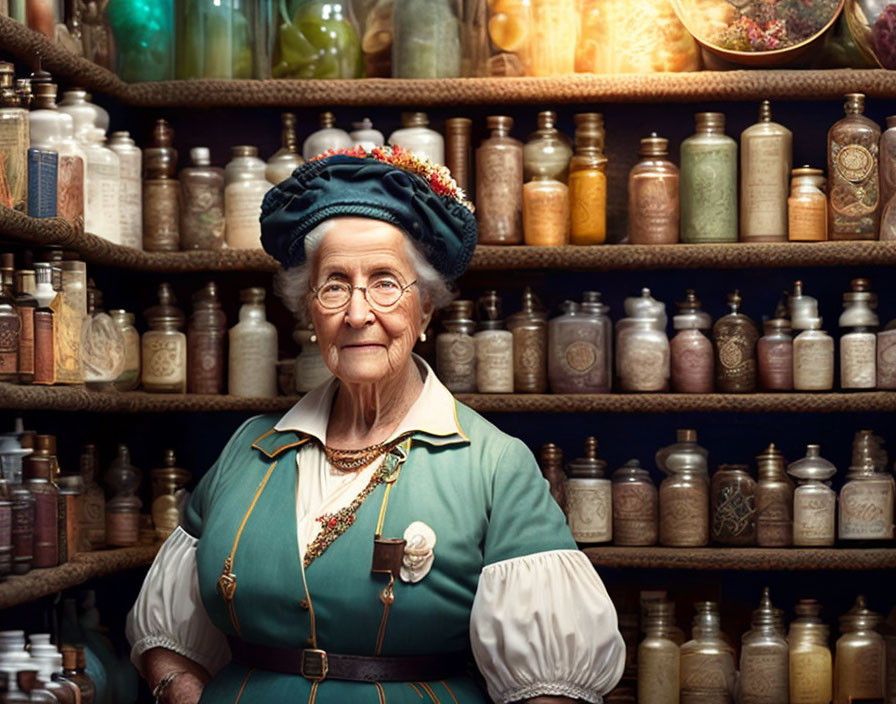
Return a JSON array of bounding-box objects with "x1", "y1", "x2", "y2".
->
[{"x1": 310, "y1": 218, "x2": 431, "y2": 386}]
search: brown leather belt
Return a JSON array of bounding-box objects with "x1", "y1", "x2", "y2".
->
[{"x1": 228, "y1": 638, "x2": 467, "y2": 682}]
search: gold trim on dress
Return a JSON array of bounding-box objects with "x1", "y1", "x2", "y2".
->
[
  {"x1": 251, "y1": 427, "x2": 311, "y2": 458},
  {"x1": 418, "y1": 682, "x2": 442, "y2": 704},
  {"x1": 374, "y1": 682, "x2": 387, "y2": 704},
  {"x1": 439, "y1": 681, "x2": 459, "y2": 704},
  {"x1": 232, "y1": 668, "x2": 254, "y2": 704}
]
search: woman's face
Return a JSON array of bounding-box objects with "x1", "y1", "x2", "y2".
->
[{"x1": 309, "y1": 218, "x2": 432, "y2": 386}]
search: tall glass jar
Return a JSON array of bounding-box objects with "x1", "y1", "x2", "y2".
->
[
  {"x1": 180, "y1": 147, "x2": 225, "y2": 251},
  {"x1": 566, "y1": 437, "x2": 611, "y2": 544},
  {"x1": 710, "y1": 464, "x2": 757, "y2": 545},
  {"x1": 834, "y1": 596, "x2": 886, "y2": 704},
  {"x1": 522, "y1": 111, "x2": 571, "y2": 246},
  {"x1": 175, "y1": 0, "x2": 257, "y2": 79},
  {"x1": 611, "y1": 459, "x2": 657, "y2": 546},
  {"x1": 657, "y1": 429, "x2": 709, "y2": 547},
  {"x1": 391, "y1": 0, "x2": 461, "y2": 78},
  {"x1": 142, "y1": 119, "x2": 179, "y2": 252},
  {"x1": 225, "y1": 146, "x2": 272, "y2": 250},
  {"x1": 569, "y1": 113, "x2": 607, "y2": 245},
  {"x1": 106, "y1": 131, "x2": 142, "y2": 250},
  {"x1": 302, "y1": 111, "x2": 353, "y2": 161},
  {"x1": 679, "y1": 602, "x2": 736, "y2": 704},
  {"x1": 713, "y1": 290, "x2": 758, "y2": 393},
  {"x1": 81, "y1": 284, "x2": 126, "y2": 391},
  {"x1": 476, "y1": 115, "x2": 523, "y2": 245},
  {"x1": 839, "y1": 278, "x2": 878, "y2": 390},
  {"x1": 789, "y1": 619, "x2": 833, "y2": 704},
  {"x1": 670, "y1": 289, "x2": 713, "y2": 393},
  {"x1": 523, "y1": 110, "x2": 572, "y2": 183},
  {"x1": 228, "y1": 287, "x2": 277, "y2": 397},
  {"x1": 0, "y1": 63, "x2": 28, "y2": 213},
  {"x1": 788, "y1": 166, "x2": 828, "y2": 242},
  {"x1": 628, "y1": 133, "x2": 679, "y2": 245},
  {"x1": 680, "y1": 112, "x2": 737, "y2": 244},
  {"x1": 838, "y1": 453, "x2": 895, "y2": 543},
  {"x1": 616, "y1": 288, "x2": 669, "y2": 393},
  {"x1": 107, "y1": 0, "x2": 175, "y2": 81},
  {"x1": 187, "y1": 282, "x2": 227, "y2": 395},
  {"x1": 150, "y1": 449, "x2": 190, "y2": 541},
  {"x1": 108, "y1": 309, "x2": 140, "y2": 392},
  {"x1": 141, "y1": 283, "x2": 186, "y2": 393},
  {"x1": 272, "y1": 0, "x2": 363, "y2": 78},
  {"x1": 755, "y1": 443, "x2": 794, "y2": 547},
  {"x1": 637, "y1": 601, "x2": 680, "y2": 704},
  {"x1": 83, "y1": 128, "x2": 120, "y2": 244},
  {"x1": 505, "y1": 287, "x2": 547, "y2": 393},
  {"x1": 788, "y1": 444, "x2": 837, "y2": 547},
  {"x1": 266, "y1": 113, "x2": 304, "y2": 185},
  {"x1": 473, "y1": 291, "x2": 513, "y2": 394},
  {"x1": 758, "y1": 318, "x2": 793, "y2": 391},
  {"x1": 436, "y1": 300, "x2": 476, "y2": 393},
  {"x1": 738, "y1": 588, "x2": 789, "y2": 704}
]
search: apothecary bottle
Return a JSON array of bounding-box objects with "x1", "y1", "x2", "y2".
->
[
  {"x1": 476, "y1": 116, "x2": 523, "y2": 245},
  {"x1": 828, "y1": 93, "x2": 880, "y2": 240},
  {"x1": 142, "y1": 119, "x2": 179, "y2": 252},
  {"x1": 83, "y1": 128, "x2": 120, "y2": 244},
  {"x1": 755, "y1": 443, "x2": 793, "y2": 547},
  {"x1": 391, "y1": 0, "x2": 461, "y2": 77},
  {"x1": 0, "y1": 62, "x2": 28, "y2": 213},
  {"x1": 106, "y1": 131, "x2": 142, "y2": 250},
  {"x1": 834, "y1": 596, "x2": 886, "y2": 704},
  {"x1": 474, "y1": 291, "x2": 513, "y2": 394},
  {"x1": 108, "y1": 309, "x2": 140, "y2": 392},
  {"x1": 14, "y1": 268, "x2": 37, "y2": 384},
  {"x1": 740, "y1": 100, "x2": 792, "y2": 242},
  {"x1": 880, "y1": 115, "x2": 896, "y2": 239},
  {"x1": 710, "y1": 464, "x2": 757, "y2": 545},
  {"x1": 180, "y1": 147, "x2": 225, "y2": 251},
  {"x1": 0, "y1": 254, "x2": 20, "y2": 382},
  {"x1": 349, "y1": 118, "x2": 384, "y2": 153},
  {"x1": 224, "y1": 146, "x2": 272, "y2": 250},
  {"x1": 228, "y1": 287, "x2": 277, "y2": 397},
  {"x1": 265, "y1": 113, "x2": 303, "y2": 185},
  {"x1": 616, "y1": 288, "x2": 669, "y2": 393},
  {"x1": 444, "y1": 118, "x2": 472, "y2": 194},
  {"x1": 548, "y1": 294, "x2": 611, "y2": 394},
  {"x1": 680, "y1": 112, "x2": 737, "y2": 244},
  {"x1": 839, "y1": 278, "x2": 878, "y2": 390},
  {"x1": 77, "y1": 443, "x2": 105, "y2": 551},
  {"x1": 838, "y1": 436, "x2": 894, "y2": 542},
  {"x1": 23, "y1": 454, "x2": 57, "y2": 568},
  {"x1": 187, "y1": 282, "x2": 226, "y2": 395},
  {"x1": 569, "y1": 113, "x2": 607, "y2": 246},
  {"x1": 877, "y1": 317, "x2": 896, "y2": 388},
  {"x1": 538, "y1": 443, "x2": 567, "y2": 513},
  {"x1": 793, "y1": 318, "x2": 834, "y2": 391},
  {"x1": 679, "y1": 602, "x2": 736, "y2": 704},
  {"x1": 505, "y1": 287, "x2": 547, "y2": 393},
  {"x1": 738, "y1": 588, "x2": 789, "y2": 704},
  {"x1": 788, "y1": 444, "x2": 837, "y2": 546},
  {"x1": 611, "y1": 459, "x2": 657, "y2": 547},
  {"x1": 670, "y1": 289, "x2": 713, "y2": 393},
  {"x1": 436, "y1": 300, "x2": 476, "y2": 393},
  {"x1": 713, "y1": 291, "x2": 758, "y2": 393},
  {"x1": 566, "y1": 437, "x2": 611, "y2": 544},
  {"x1": 522, "y1": 111, "x2": 571, "y2": 246},
  {"x1": 758, "y1": 318, "x2": 793, "y2": 391},
  {"x1": 150, "y1": 449, "x2": 190, "y2": 541},
  {"x1": 789, "y1": 616, "x2": 833, "y2": 704},
  {"x1": 107, "y1": 0, "x2": 175, "y2": 81},
  {"x1": 637, "y1": 601, "x2": 680, "y2": 704},
  {"x1": 388, "y1": 112, "x2": 444, "y2": 165},
  {"x1": 56, "y1": 472, "x2": 83, "y2": 564},
  {"x1": 657, "y1": 429, "x2": 709, "y2": 547},
  {"x1": 81, "y1": 283, "x2": 126, "y2": 391},
  {"x1": 788, "y1": 167, "x2": 828, "y2": 241},
  {"x1": 141, "y1": 283, "x2": 187, "y2": 393},
  {"x1": 628, "y1": 133, "x2": 679, "y2": 245},
  {"x1": 293, "y1": 325, "x2": 331, "y2": 393},
  {"x1": 302, "y1": 112, "x2": 353, "y2": 161}
]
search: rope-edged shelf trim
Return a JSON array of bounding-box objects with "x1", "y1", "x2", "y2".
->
[
  {"x1": 0, "y1": 545, "x2": 160, "y2": 609},
  {"x1": 3, "y1": 18, "x2": 896, "y2": 106},
  {"x1": 583, "y1": 546, "x2": 896, "y2": 571}
]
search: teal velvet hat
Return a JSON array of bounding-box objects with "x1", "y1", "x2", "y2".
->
[{"x1": 260, "y1": 146, "x2": 477, "y2": 280}]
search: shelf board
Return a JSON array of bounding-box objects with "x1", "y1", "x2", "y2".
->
[
  {"x1": 583, "y1": 546, "x2": 896, "y2": 571},
  {"x1": 3, "y1": 17, "x2": 896, "y2": 107},
  {"x1": 0, "y1": 545, "x2": 159, "y2": 609}
]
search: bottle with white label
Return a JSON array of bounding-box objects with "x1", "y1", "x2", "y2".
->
[
  {"x1": 839, "y1": 278, "x2": 878, "y2": 390},
  {"x1": 788, "y1": 444, "x2": 837, "y2": 546},
  {"x1": 793, "y1": 318, "x2": 834, "y2": 391},
  {"x1": 141, "y1": 283, "x2": 186, "y2": 393},
  {"x1": 388, "y1": 112, "x2": 444, "y2": 165},
  {"x1": 740, "y1": 100, "x2": 792, "y2": 242},
  {"x1": 473, "y1": 291, "x2": 513, "y2": 393},
  {"x1": 839, "y1": 430, "x2": 894, "y2": 542},
  {"x1": 228, "y1": 287, "x2": 278, "y2": 397},
  {"x1": 224, "y1": 146, "x2": 273, "y2": 250},
  {"x1": 107, "y1": 131, "x2": 142, "y2": 249},
  {"x1": 566, "y1": 436, "x2": 612, "y2": 544},
  {"x1": 83, "y1": 128, "x2": 120, "y2": 243}
]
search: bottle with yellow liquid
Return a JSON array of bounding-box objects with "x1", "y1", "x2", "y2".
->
[{"x1": 569, "y1": 113, "x2": 607, "y2": 245}]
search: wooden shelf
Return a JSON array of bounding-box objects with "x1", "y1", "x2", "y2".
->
[
  {"x1": 0, "y1": 545, "x2": 160, "y2": 609},
  {"x1": 3, "y1": 17, "x2": 896, "y2": 107},
  {"x1": 583, "y1": 546, "x2": 896, "y2": 571}
]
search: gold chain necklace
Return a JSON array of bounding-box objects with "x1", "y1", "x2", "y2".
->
[{"x1": 324, "y1": 437, "x2": 403, "y2": 471}]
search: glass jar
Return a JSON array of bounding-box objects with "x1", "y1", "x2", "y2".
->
[
  {"x1": 566, "y1": 437, "x2": 611, "y2": 544},
  {"x1": 141, "y1": 283, "x2": 186, "y2": 394},
  {"x1": 505, "y1": 287, "x2": 547, "y2": 393},
  {"x1": 180, "y1": 147, "x2": 225, "y2": 251},
  {"x1": 77, "y1": 443, "x2": 105, "y2": 551},
  {"x1": 175, "y1": 0, "x2": 259, "y2": 79},
  {"x1": 611, "y1": 459, "x2": 657, "y2": 547},
  {"x1": 789, "y1": 600, "x2": 831, "y2": 704},
  {"x1": 473, "y1": 291, "x2": 513, "y2": 394},
  {"x1": 713, "y1": 290, "x2": 758, "y2": 393},
  {"x1": 436, "y1": 300, "x2": 476, "y2": 393},
  {"x1": 755, "y1": 443, "x2": 794, "y2": 547},
  {"x1": 391, "y1": 0, "x2": 461, "y2": 78},
  {"x1": 266, "y1": 113, "x2": 304, "y2": 185},
  {"x1": 788, "y1": 166, "x2": 828, "y2": 242},
  {"x1": 793, "y1": 318, "x2": 834, "y2": 391},
  {"x1": 548, "y1": 293, "x2": 611, "y2": 394},
  {"x1": 81, "y1": 284, "x2": 126, "y2": 391},
  {"x1": 788, "y1": 444, "x2": 837, "y2": 547},
  {"x1": 758, "y1": 318, "x2": 793, "y2": 391},
  {"x1": 349, "y1": 117, "x2": 384, "y2": 152},
  {"x1": 187, "y1": 282, "x2": 227, "y2": 395},
  {"x1": 224, "y1": 146, "x2": 272, "y2": 250},
  {"x1": 637, "y1": 601, "x2": 680, "y2": 704},
  {"x1": 388, "y1": 112, "x2": 444, "y2": 166},
  {"x1": 0, "y1": 63, "x2": 27, "y2": 215},
  {"x1": 738, "y1": 588, "x2": 789, "y2": 704},
  {"x1": 445, "y1": 117, "x2": 471, "y2": 194},
  {"x1": 679, "y1": 602, "x2": 736, "y2": 704},
  {"x1": 272, "y1": 0, "x2": 363, "y2": 79},
  {"x1": 616, "y1": 288, "x2": 669, "y2": 393},
  {"x1": 476, "y1": 115, "x2": 523, "y2": 245},
  {"x1": 834, "y1": 596, "x2": 886, "y2": 704},
  {"x1": 83, "y1": 127, "x2": 120, "y2": 244},
  {"x1": 108, "y1": 309, "x2": 140, "y2": 392},
  {"x1": 523, "y1": 110, "x2": 572, "y2": 183},
  {"x1": 710, "y1": 464, "x2": 757, "y2": 545},
  {"x1": 670, "y1": 289, "x2": 713, "y2": 393},
  {"x1": 106, "y1": 131, "x2": 143, "y2": 250},
  {"x1": 839, "y1": 278, "x2": 878, "y2": 390},
  {"x1": 142, "y1": 119, "x2": 179, "y2": 252},
  {"x1": 106, "y1": 0, "x2": 175, "y2": 81},
  {"x1": 569, "y1": 113, "x2": 607, "y2": 245},
  {"x1": 302, "y1": 111, "x2": 353, "y2": 161},
  {"x1": 657, "y1": 429, "x2": 709, "y2": 547},
  {"x1": 628, "y1": 133, "x2": 679, "y2": 245},
  {"x1": 150, "y1": 449, "x2": 191, "y2": 541},
  {"x1": 838, "y1": 454, "x2": 895, "y2": 542},
  {"x1": 228, "y1": 287, "x2": 278, "y2": 397}
]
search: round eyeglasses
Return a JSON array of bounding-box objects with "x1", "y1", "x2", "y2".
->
[{"x1": 311, "y1": 278, "x2": 418, "y2": 312}]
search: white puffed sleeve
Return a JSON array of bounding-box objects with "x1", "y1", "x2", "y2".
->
[
  {"x1": 126, "y1": 527, "x2": 230, "y2": 677},
  {"x1": 470, "y1": 549, "x2": 626, "y2": 704}
]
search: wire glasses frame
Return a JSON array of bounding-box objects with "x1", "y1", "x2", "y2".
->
[{"x1": 311, "y1": 278, "x2": 419, "y2": 312}]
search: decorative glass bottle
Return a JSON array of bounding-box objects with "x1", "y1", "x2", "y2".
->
[
  {"x1": 548, "y1": 294, "x2": 611, "y2": 394},
  {"x1": 680, "y1": 112, "x2": 737, "y2": 244},
  {"x1": 569, "y1": 113, "x2": 607, "y2": 245},
  {"x1": 538, "y1": 443, "x2": 567, "y2": 513},
  {"x1": 265, "y1": 113, "x2": 303, "y2": 185},
  {"x1": 710, "y1": 464, "x2": 757, "y2": 545},
  {"x1": 522, "y1": 111, "x2": 571, "y2": 246},
  {"x1": 788, "y1": 166, "x2": 828, "y2": 241},
  {"x1": 789, "y1": 600, "x2": 832, "y2": 704},
  {"x1": 271, "y1": 0, "x2": 363, "y2": 79},
  {"x1": 0, "y1": 62, "x2": 28, "y2": 213},
  {"x1": 301, "y1": 111, "x2": 352, "y2": 161},
  {"x1": 880, "y1": 115, "x2": 896, "y2": 239},
  {"x1": 31, "y1": 262, "x2": 55, "y2": 386},
  {"x1": 14, "y1": 267, "x2": 37, "y2": 384},
  {"x1": 628, "y1": 133, "x2": 679, "y2": 245},
  {"x1": 150, "y1": 449, "x2": 190, "y2": 540},
  {"x1": 670, "y1": 289, "x2": 713, "y2": 393},
  {"x1": 106, "y1": 131, "x2": 142, "y2": 250},
  {"x1": 444, "y1": 117, "x2": 471, "y2": 193},
  {"x1": 476, "y1": 115, "x2": 523, "y2": 245},
  {"x1": 392, "y1": 0, "x2": 461, "y2": 77},
  {"x1": 179, "y1": 147, "x2": 225, "y2": 251},
  {"x1": 77, "y1": 443, "x2": 105, "y2": 551},
  {"x1": 436, "y1": 300, "x2": 476, "y2": 393},
  {"x1": 793, "y1": 318, "x2": 834, "y2": 391},
  {"x1": 473, "y1": 291, "x2": 513, "y2": 393},
  {"x1": 616, "y1": 288, "x2": 669, "y2": 393},
  {"x1": 505, "y1": 287, "x2": 547, "y2": 393},
  {"x1": 81, "y1": 283, "x2": 125, "y2": 391},
  {"x1": 713, "y1": 290, "x2": 758, "y2": 393},
  {"x1": 758, "y1": 318, "x2": 793, "y2": 391},
  {"x1": 739, "y1": 100, "x2": 792, "y2": 243},
  {"x1": 839, "y1": 277, "x2": 878, "y2": 390},
  {"x1": 228, "y1": 287, "x2": 278, "y2": 397},
  {"x1": 141, "y1": 283, "x2": 186, "y2": 393},
  {"x1": 679, "y1": 601, "x2": 736, "y2": 704},
  {"x1": 0, "y1": 254, "x2": 20, "y2": 382},
  {"x1": 738, "y1": 588, "x2": 789, "y2": 704},
  {"x1": 106, "y1": 0, "x2": 175, "y2": 81},
  {"x1": 83, "y1": 128, "x2": 120, "y2": 243},
  {"x1": 755, "y1": 443, "x2": 793, "y2": 547},
  {"x1": 188, "y1": 282, "x2": 227, "y2": 395},
  {"x1": 637, "y1": 601, "x2": 680, "y2": 704},
  {"x1": 142, "y1": 119, "x2": 179, "y2": 252},
  {"x1": 611, "y1": 459, "x2": 657, "y2": 547},
  {"x1": 349, "y1": 118, "x2": 384, "y2": 153},
  {"x1": 838, "y1": 431, "x2": 894, "y2": 542},
  {"x1": 827, "y1": 93, "x2": 880, "y2": 240},
  {"x1": 224, "y1": 145, "x2": 271, "y2": 250},
  {"x1": 108, "y1": 309, "x2": 140, "y2": 391},
  {"x1": 566, "y1": 437, "x2": 611, "y2": 544},
  {"x1": 104, "y1": 444, "x2": 141, "y2": 547},
  {"x1": 657, "y1": 429, "x2": 709, "y2": 547},
  {"x1": 834, "y1": 596, "x2": 886, "y2": 704},
  {"x1": 388, "y1": 112, "x2": 444, "y2": 166},
  {"x1": 788, "y1": 444, "x2": 837, "y2": 547}
]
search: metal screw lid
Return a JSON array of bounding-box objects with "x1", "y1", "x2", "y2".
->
[
  {"x1": 695, "y1": 112, "x2": 725, "y2": 132},
  {"x1": 844, "y1": 93, "x2": 865, "y2": 115},
  {"x1": 402, "y1": 111, "x2": 429, "y2": 128},
  {"x1": 639, "y1": 132, "x2": 669, "y2": 157},
  {"x1": 231, "y1": 145, "x2": 258, "y2": 158},
  {"x1": 568, "y1": 436, "x2": 607, "y2": 478},
  {"x1": 487, "y1": 115, "x2": 514, "y2": 133},
  {"x1": 319, "y1": 111, "x2": 336, "y2": 128},
  {"x1": 240, "y1": 287, "x2": 266, "y2": 304}
]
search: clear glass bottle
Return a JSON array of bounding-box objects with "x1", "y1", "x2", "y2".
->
[
  {"x1": 187, "y1": 281, "x2": 227, "y2": 395},
  {"x1": 392, "y1": 0, "x2": 461, "y2": 78},
  {"x1": 224, "y1": 146, "x2": 272, "y2": 250},
  {"x1": 505, "y1": 287, "x2": 547, "y2": 393},
  {"x1": 388, "y1": 111, "x2": 444, "y2": 166},
  {"x1": 436, "y1": 300, "x2": 477, "y2": 393},
  {"x1": 0, "y1": 253, "x2": 20, "y2": 382},
  {"x1": 580, "y1": 291, "x2": 613, "y2": 392},
  {"x1": 569, "y1": 113, "x2": 607, "y2": 245},
  {"x1": 473, "y1": 291, "x2": 513, "y2": 393},
  {"x1": 104, "y1": 444, "x2": 141, "y2": 548},
  {"x1": 611, "y1": 459, "x2": 657, "y2": 547},
  {"x1": 788, "y1": 166, "x2": 828, "y2": 242},
  {"x1": 758, "y1": 318, "x2": 794, "y2": 391},
  {"x1": 548, "y1": 294, "x2": 611, "y2": 394},
  {"x1": 175, "y1": 0, "x2": 258, "y2": 79},
  {"x1": 142, "y1": 119, "x2": 179, "y2": 252},
  {"x1": 679, "y1": 601, "x2": 736, "y2": 704},
  {"x1": 265, "y1": 113, "x2": 303, "y2": 185},
  {"x1": 180, "y1": 147, "x2": 225, "y2": 251},
  {"x1": 828, "y1": 93, "x2": 880, "y2": 240},
  {"x1": 838, "y1": 437, "x2": 895, "y2": 542},
  {"x1": 476, "y1": 115, "x2": 523, "y2": 245},
  {"x1": 738, "y1": 588, "x2": 789, "y2": 704},
  {"x1": 349, "y1": 117, "x2": 384, "y2": 153},
  {"x1": 444, "y1": 117, "x2": 471, "y2": 194},
  {"x1": 301, "y1": 111, "x2": 353, "y2": 161},
  {"x1": 0, "y1": 62, "x2": 28, "y2": 213},
  {"x1": 81, "y1": 283, "x2": 125, "y2": 391},
  {"x1": 14, "y1": 267, "x2": 37, "y2": 385},
  {"x1": 141, "y1": 283, "x2": 186, "y2": 393},
  {"x1": 680, "y1": 112, "x2": 737, "y2": 244},
  {"x1": 788, "y1": 444, "x2": 837, "y2": 547},
  {"x1": 522, "y1": 111, "x2": 571, "y2": 246},
  {"x1": 657, "y1": 429, "x2": 709, "y2": 547},
  {"x1": 713, "y1": 290, "x2": 758, "y2": 393},
  {"x1": 106, "y1": 131, "x2": 142, "y2": 250},
  {"x1": 523, "y1": 110, "x2": 572, "y2": 183},
  {"x1": 637, "y1": 601, "x2": 680, "y2": 704},
  {"x1": 710, "y1": 464, "x2": 757, "y2": 545},
  {"x1": 616, "y1": 288, "x2": 669, "y2": 393},
  {"x1": 150, "y1": 449, "x2": 190, "y2": 541},
  {"x1": 83, "y1": 128, "x2": 120, "y2": 244},
  {"x1": 834, "y1": 596, "x2": 886, "y2": 704},
  {"x1": 880, "y1": 115, "x2": 896, "y2": 239},
  {"x1": 108, "y1": 309, "x2": 139, "y2": 392},
  {"x1": 628, "y1": 133, "x2": 679, "y2": 245},
  {"x1": 839, "y1": 277, "x2": 878, "y2": 390},
  {"x1": 876, "y1": 317, "x2": 896, "y2": 389},
  {"x1": 271, "y1": 0, "x2": 362, "y2": 79},
  {"x1": 566, "y1": 437, "x2": 611, "y2": 544},
  {"x1": 740, "y1": 100, "x2": 792, "y2": 243},
  {"x1": 670, "y1": 289, "x2": 713, "y2": 393},
  {"x1": 793, "y1": 318, "x2": 834, "y2": 391},
  {"x1": 755, "y1": 443, "x2": 794, "y2": 547},
  {"x1": 228, "y1": 287, "x2": 277, "y2": 398}
]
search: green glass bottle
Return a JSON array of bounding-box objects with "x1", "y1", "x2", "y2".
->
[
  {"x1": 392, "y1": 0, "x2": 462, "y2": 78},
  {"x1": 272, "y1": 0, "x2": 363, "y2": 79}
]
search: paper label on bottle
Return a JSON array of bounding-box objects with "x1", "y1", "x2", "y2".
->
[
  {"x1": 738, "y1": 649, "x2": 789, "y2": 702},
  {"x1": 57, "y1": 155, "x2": 84, "y2": 228},
  {"x1": 793, "y1": 490, "x2": 835, "y2": 545},
  {"x1": 436, "y1": 333, "x2": 476, "y2": 393},
  {"x1": 476, "y1": 147, "x2": 522, "y2": 243},
  {"x1": 225, "y1": 184, "x2": 266, "y2": 249},
  {"x1": 837, "y1": 144, "x2": 876, "y2": 182},
  {"x1": 742, "y1": 135, "x2": 788, "y2": 238},
  {"x1": 788, "y1": 195, "x2": 827, "y2": 241},
  {"x1": 612, "y1": 482, "x2": 657, "y2": 546},
  {"x1": 475, "y1": 333, "x2": 513, "y2": 393},
  {"x1": 839, "y1": 481, "x2": 894, "y2": 539},
  {"x1": 841, "y1": 334, "x2": 876, "y2": 388},
  {"x1": 793, "y1": 337, "x2": 834, "y2": 390},
  {"x1": 679, "y1": 651, "x2": 735, "y2": 702},
  {"x1": 660, "y1": 486, "x2": 709, "y2": 546},
  {"x1": 86, "y1": 161, "x2": 120, "y2": 241},
  {"x1": 0, "y1": 114, "x2": 29, "y2": 211},
  {"x1": 0, "y1": 308, "x2": 19, "y2": 374},
  {"x1": 142, "y1": 333, "x2": 186, "y2": 388},
  {"x1": 50, "y1": 295, "x2": 84, "y2": 384},
  {"x1": 790, "y1": 649, "x2": 832, "y2": 703},
  {"x1": 118, "y1": 157, "x2": 142, "y2": 249},
  {"x1": 17, "y1": 306, "x2": 34, "y2": 376},
  {"x1": 629, "y1": 174, "x2": 679, "y2": 244},
  {"x1": 567, "y1": 480, "x2": 612, "y2": 543},
  {"x1": 229, "y1": 332, "x2": 277, "y2": 397},
  {"x1": 681, "y1": 145, "x2": 737, "y2": 243}
]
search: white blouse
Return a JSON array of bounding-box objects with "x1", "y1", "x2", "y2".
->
[{"x1": 127, "y1": 358, "x2": 625, "y2": 703}]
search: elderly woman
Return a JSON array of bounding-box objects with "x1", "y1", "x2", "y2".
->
[{"x1": 127, "y1": 147, "x2": 625, "y2": 704}]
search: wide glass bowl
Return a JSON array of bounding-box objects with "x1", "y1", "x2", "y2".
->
[{"x1": 844, "y1": 0, "x2": 896, "y2": 68}]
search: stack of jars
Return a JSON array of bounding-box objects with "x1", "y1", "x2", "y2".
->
[{"x1": 0, "y1": 631, "x2": 97, "y2": 703}]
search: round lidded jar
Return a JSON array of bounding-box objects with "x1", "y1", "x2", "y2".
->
[
  {"x1": 788, "y1": 444, "x2": 837, "y2": 547},
  {"x1": 710, "y1": 464, "x2": 757, "y2": 545},
  {"x1": 566, "y1": 437, "x2": 611, "y2": 544},
  {"x1": 611, "y1": 459, "x2": 657, "y2": 546},
  {"x1": 657, "y1": 429, "x2": 709, "y2": 547}
]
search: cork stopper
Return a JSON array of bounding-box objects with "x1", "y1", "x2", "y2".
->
[
  {"x1": 319, "y1": 111, "x2": 336, "y2": 128},
  {"x1": 31, "y1": 81, "x2": 58, "y2": 109},
  {"x1": 231, "y1": 145, "x2": 258, "y2": 158},
  {"x1": 792, "y1": 166, "x2": 824, "y2": 178},
  {"x1": 61, "y1": 646, "x2": 77, "y2": 670},
  {"x1": 639, "y1": 132, "x2": 668, "y2": 157},
  {"x1": 695, "y1": 112, "x2": 725, "y2": 133},
  {"x1": 487, "y1": 115, "x2": 513, "y2": 134},
  {"x1": 844, "y1": 93, "x2": 865, "y2": 116},
  {"x1": 240, "y1": 287, "x2": 266, "y2": 304},
  {"x1": 758, "y1": 100, "x2": 772, "y2": 123},
  {"x1": 401, "y1": 111, "x2": 429, "y2": 128},
  {"x1": 35, "y1": 434, "x2": 56, "y2": 457},
  {"x1": 537, "y1": 111, "x2": 557, "y2": 130}
]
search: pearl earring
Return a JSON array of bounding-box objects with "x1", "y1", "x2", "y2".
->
[
  {"x1": 419, "y1": 331, "x2": 427, "y2": 343},
  {"x1": 309, "y1": 326, "x2": 317, "y2": 343}
]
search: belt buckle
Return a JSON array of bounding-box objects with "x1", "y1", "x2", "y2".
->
[{"x1": 301, "y1": 649, "x2": 328, "y2": 681}]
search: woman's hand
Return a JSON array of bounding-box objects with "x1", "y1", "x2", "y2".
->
[
  {"x1": 161, "y1": 671, "x2": 206, "y2": 704},
  {"x1": 142, "y1": 647, "x2": 211, "y2": 704}
]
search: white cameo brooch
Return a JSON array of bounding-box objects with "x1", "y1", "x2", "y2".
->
[{"x1": 400, "y1": 521, "x2": 436, "y2": 583}]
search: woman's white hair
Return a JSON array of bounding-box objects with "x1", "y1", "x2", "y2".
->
[{"x1": 273, "y1": 219, "x2": 456, "y2": 325}]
